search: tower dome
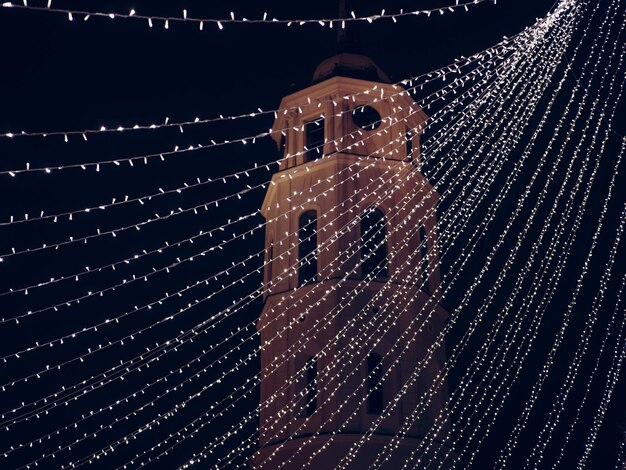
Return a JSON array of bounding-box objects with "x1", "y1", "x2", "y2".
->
[{"x1": 312, "y1": 52, "x2": 391, "y2": 84}]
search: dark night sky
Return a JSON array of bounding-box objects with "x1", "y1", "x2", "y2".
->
[{"x1": 0, "y1": 0, "x2": 625, "y2": 468}]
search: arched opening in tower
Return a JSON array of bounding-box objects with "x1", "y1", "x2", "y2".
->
[
  {"x1": 360, "y1": 207, "x2": 388, "y2": 279},
  {"x1": 298, "y1": 210, "x2": 318, "y2": 286}
]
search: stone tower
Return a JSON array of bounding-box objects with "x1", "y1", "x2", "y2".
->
[{"x1": 252, "y1": 13, "x2": 453, "y2": 469}]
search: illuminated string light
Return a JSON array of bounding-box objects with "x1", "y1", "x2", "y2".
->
[
  {"x1": 125, "y1": 53, "x2": 552, "y2": 464},
  {"x1": 350, "y1": 7, "x2": 599, "y2": 467},
  {"x1": 0, "y1": 41, "x2": 522, "y2": 144},
  {"x1": 1, "y1": 0, "x2": 619, "y2": 467},
  {"x1": 573, "y1": 275, "x2": 626, "y2": 468},
  {"x1": 3, "y1": 94, "x2": 478, "y2": 448},
  {"x1": 13, "y1": 136, "x2": 448, "y2": 462},
  {"x1": 243, "y1": 13, "x2": 588, "y2": 470},
  {"x1": 419, "y1": 73, "x2": 624, "y2": 470},
  {"x1": 58, "y1": 122, "x2": 492, "y2": 466},
  {"x1": 401, "y1": 9, "x2": 626, "y2": 468},
  {"x1": 1, "y1": 97, "x2": 454, "y2": 424},
  {"x1": 0, "y1": 34, "x2": 527, "y2": 196},
  {"x1": 520, "y1": 66, "x2": 626, "y2": 470},
  {"x1": 254, "y1": 8, "x2": 580, "y2": 466},
  {"x1": 3, "y1": 34, "x2": 540, "y2": 462},
  {"x1": 75, "y1": 33, "x2": 568, "y2": 470},
  {"x1": 0, "y1": 22, "x2": 544, "y2": 316},
  {"x1": 0, "y1": 40, "x2": 513, "y2": 335},
  {"x1": 173, "y1": 16, "x2": 572, "y2": 464},
  {"x1": 1, "y1": 70, "x2": 498, "y2": 434},
  {"x1": 1, "y1": 63, "x2": 495, "y2": 329},
  {"x1": 495, "y1": 29, "x2": 626, "y2": 470},
  {"x1": 0, "y1": 56, "x2": 506, "y2": 263},
  {"x1": 0, "y1": 0, "x2": 496, "y2": 30},
  {"x1": 165, "y1": 23, "x2": 576, "y2": 466}
]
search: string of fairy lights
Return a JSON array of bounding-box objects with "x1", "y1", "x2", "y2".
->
[
  {"x1": 1, "y1": 23, "x2": 536, "y2": 390},
  {"x1": 124, "y1": 42, "x2": 560, "y2": 464},
  {"x1": 404, "y1": 2, "x2": 620, "y2": 466},
  {"x1": 0, "y1": 49, "x2": 518, "y2": 268},
  {"x1": 72, "y1": 50, "x2": 556, "y2": 462},
  {"x1": 0, "y1": 0, "x2": 564, "y2": 440},
  {"x1": 573, "y1": 273, "x2": 626, "y2": 468},
  {"x1": 1, "y1": 15, "x2": 560, "y2": 466},
  {"x1": 338, "y1": 5, "x2": 594, "y2": 466},
  {"x1": 0, "y1": 36, "x2": 524, "y2": 148},
  {"x1": 4, "y1": 8, "x2": 588, "y2": 466},
  {"x1": 415, "y1": 27, "x2": 626, "y2": 470},
  {"x1": 0, "y1": 47, "x2": 521, "y2": 313},
  {"x1": 228, "y1": 4, "x2": 620, "y2": 470},
  {"x1": 0, "y1": 59, "x2": 512, "y2": 452},
  {"x1": 0, "y1": 52, "x2": 514, "y2": 317},
  {"x1": 78, "y1": 9, "x2": 624, "y2": 468},
  {"x1": 497, "y1": 97, "x2": 626, "y2": 470},
  {"x1": 519, "y1": 34, "x2": 626, "y2": 470},
  {"x1": 1, "y1": 0, "x2": 625, "y2": 468},
  {"x1": 246, "y1": 6, "x2": 588, "y2": 466},
  {"x1": 1, "y1": 30, "x2": 536, "y2": 456},
  {"x1": 180, "y1": 6, "x2": 580, "y2": 466},
  {"x1": 1, "y1": 55, "x2": 512, "y2": 400},
  {"x1": 408, "y1": 30, "x2": 620, "y2": 470},
  {"x1": 1, "y1": 0, "x2": 498, "y2": 30}
]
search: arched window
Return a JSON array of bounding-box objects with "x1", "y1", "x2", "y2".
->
[
  {"x1": 304, "y1": 117, "x2": 325, "y2": 162},
  {"x1": 298, "y1": 210, "x2": 318, "y2": 286},
  {"x1": 360, "y1": 207, "x2": 388, "y2": 279},
  {"x1": 406, "y1": 128, "x2": 414, "y2": 161},
  {"x1": 279, "y1": 134, "x2": 286, "y2": 158},
  {"x1": 296, "y1": 355, "x2": 318, "y2": 417},
  {"x1": 367, "y1": 353, "x2": 384, "y2": 414},
  {"x1": 419, "y1": 226, "x2": 429, "y2": 293},
  {"x1": 266, "y1": 241, "x2": 273, "y2": 288},
  {"x1": 305, "y1": 357, "x2": 318, "y2": 416}
]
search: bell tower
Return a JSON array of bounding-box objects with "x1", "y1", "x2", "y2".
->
[{"x1": 252, "y1": 5, "x2": 454, "y2": 468}]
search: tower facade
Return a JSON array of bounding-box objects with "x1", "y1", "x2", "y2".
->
[{"x1": 252, "y1": 51, "x2": 453, "y2": 469}]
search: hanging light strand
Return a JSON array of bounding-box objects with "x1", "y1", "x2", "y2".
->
[
  {"x1": 0, "y1": 34, "x2": 524, "y2": 178},
  {"x1": 392, "y1": 9, "x2": 625, "y2": 469},
  {"x1": 171, "y1": 17, "x2": 576, "y2": 466},
  {"x1": 9, "y1": 34, "x2": 552, "y2": 462},
  {"x1": 0, "y1": 52, "x2": 509, "y2": 263},
  {"x1": 1, "y1": 0, "x2": 500, "y2": 30},
  {"x1": 0, "y1": 34, "x2": 530, "y2": 144},
  {"x1": 251, "y1": 11, "x2": 584, "y2": 470},
  {"x1": 416, "y1": 52, "x2": 626, "y2": 470}
]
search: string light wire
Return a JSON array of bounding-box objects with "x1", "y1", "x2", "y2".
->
[
  {"x1": 1, "y1": 0, "x2": 620, "y2": 466},
  {"x1": 404, "y1": 3, "x2": 625, "y2": 467},
  {"x1": 0, "y1": 52, "x2": 512, "y2": 265},
  {"x1": 2, "y1": 50, "x2": 524, "y2": 452},
  {"x1": 0, "y1": 37, "x2": 526, "y2": 144},
  {"x1": 172, "y1": 13, "x2": 576, "y2": 462},
  {"x1": 574, "y1": 275, "x2": 626, "y2": 467},
  {"x1": 0, "y1": 36, "x2": 523, "y2": 179},
  {"x1": 143, "y1": 12, "x2": 580, "y2": 460},
  {"x1": 1, "y1": 0, "x2": 499, "y2": 30},
  {"x1": 254, "y1": 7, "x2": 584, "y2": 466},
  {"x1": 12, "y1": 28, "x2": 552, "y2": 462}
]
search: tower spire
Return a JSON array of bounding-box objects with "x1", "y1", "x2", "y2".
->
[
  {"x1": 337, "y1": 0, "x2": 360, "y2": 54},
  {"x1": 312, "y1": 0, "x2": 390, "y2": 83}
]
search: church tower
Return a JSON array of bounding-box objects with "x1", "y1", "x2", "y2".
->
[{"x1": 252, "y1": 6, "x2": 454, "y2": 468}]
